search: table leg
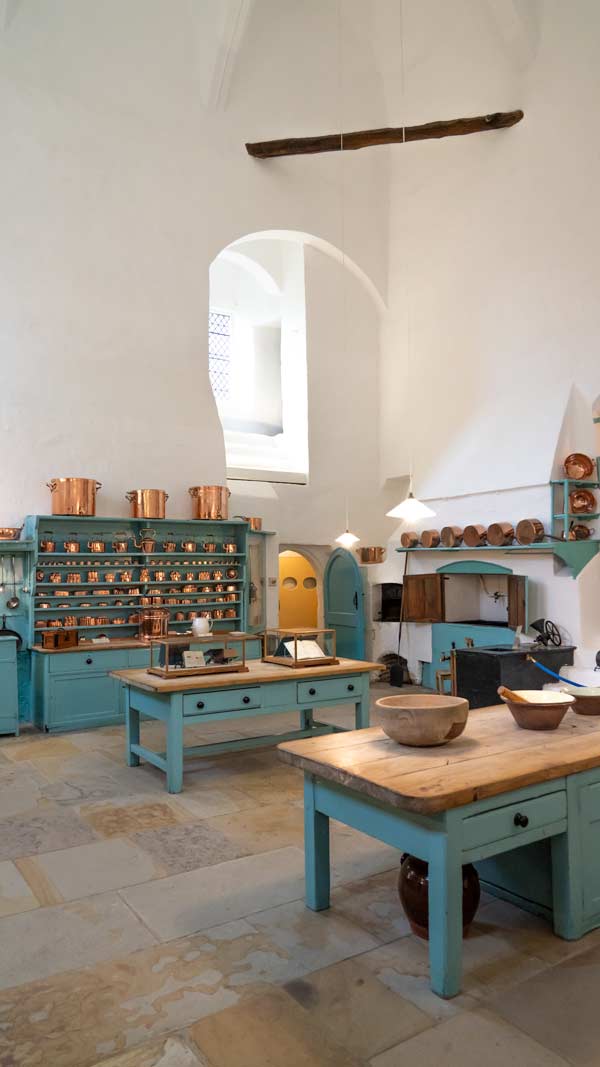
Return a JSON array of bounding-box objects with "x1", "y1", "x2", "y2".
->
[
  {"x1": 124, "y1": 687, "x2": 140, "y2": 767},
  {"x1": 355, "y1": 684, "x2": 370, "y2": 729},
  {"x1": 166, "y1": 696, "x2": 184, "y2": 794},
  {"x1": 427, "y1": 837, "x2": 463, "y2": 998},
  {"x1": 300, "y1": 708, "x2": 314, "y2": 730},
  {"x1": 304, "y1": 774, "x2": 330, "y2": 910}
]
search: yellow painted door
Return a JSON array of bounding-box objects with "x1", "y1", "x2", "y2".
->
[{"x1": 279, "y1": 551, "x2": 318, "y2": 628}]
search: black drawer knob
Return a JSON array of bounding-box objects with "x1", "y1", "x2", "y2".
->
[
  {"x1": 347, "y1": 683, "x2": 355, "y2": 692},
  {"x1": 309, "y1": 687, "x2": 316, "y2": 696},
  {"x1": 196, "y1": 700, "x2": 204, "y2": 710},
  {"x1": 86, "y1": 657, "x2": 93, "y2": 665},
  {"x1": 243, "y1": 695, "x2": 251, "y2": 704},
  {"x1": 514, "y1": 812, "x2": 529, "y2": 828}
]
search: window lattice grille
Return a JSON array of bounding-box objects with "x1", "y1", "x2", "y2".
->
[{"x1": 208, "y1": 311, "x2": 231, "y2": 401}]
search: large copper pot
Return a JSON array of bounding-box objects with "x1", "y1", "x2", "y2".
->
[
  {"x1": 189, "y1": 485, "x2": 230, "y2": 520},
  {"x1": 138, "y1": 607, "x2": 170, "y2": 641},
  {"x1": 126, "y1": 489, "x2": 168, "y2": 519},
  {"x1": 48, "y1": 478, "x2": 101, "y2": 516}
]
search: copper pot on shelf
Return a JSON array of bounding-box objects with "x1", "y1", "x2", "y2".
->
[
  {"x1": 487, "y1": 522, "x2": 515, "y2": 547},
  {"x1": 185, "y1": 571, "x2": 195, "y2": 581},
  {"x1": 126, "y1": 490, "x2": 168, "y2": 520},
  {"x1": 105, "y1": 572, "x2": 117, "y2": 583},
  {"x1": 199, "y1": 570, "x2": 211, "y2": 580},
  {"x1": 128, "y1": 613, "x2": 140, "y2": 624},
  {"x1": 564, "y1": 453, "x2": 595, "y2": 480},
  {"x1": 234, "y1": 514, "x2": 262, "y2": 531},
  {"x1": 0, "y1": 526, "x2": 22, "y2": 540},
  {"x1": 47, "y1": 478, "x2": 101, "y2": 516},
  {"x1": 162, "y1": 541, "x2": 176, "y2": 553},
  {"x1": 183, "y1": 584, "x2": 195, "y2": 593},
  {"x1": 169, "y1": 571, "x2": 182, "y2": 582},
  {"x1": 226, "y1": 567, "x2": 238, "y2": 579},
  {"x1": 357, "y1": 546, "x2": 386, "y2": 564},
  {"x1": 87, "y1": 571, "x2": 99, "y2": 583},
  {"x1": 175, "y1": 611, "x2": 185, "y2": 621},
  {"x1": 225, "y1": 608, "x2": 237, "y2": 618},
  {"x1": 515, "y1": 518, "x2": 545, "y2": 545},
  {"x1": 139, "y1": 596, "x2": 152, "y2": 606},
  {"x1": 463, "y1": 524, "x2": 487, "y2": 548},
  {"x1": 225, "y1": 583, "x2": 237, "y2": 592},
  {"x1": 213, "y1": 569, "x2": 223, "y2": 581},
  {"x1": 112, "y1": 538, "x2": 129, "y2": 553},
  {"x1": 182, "y1": 540, "x2": 197, "y2": 553},
  {"x1": 139, "y1": 568, "x2": 150, "y2": 582},
  {"x1": 87, "y1": 540, "x2": 105, "y2": 553},
  {"x1": 64, "y1": 541, "x2": 80, "y2": 553},
  {"x1": 440, "y1": 526, "x2": 463, "y2": 548},
  {"x1": 119, "y1": 570, "x2": 133, "y2": 583},
  {"x1": 39, "y1": 540, "x2": 56, "y2": 553},
  {"x1": 569, "y1": 488, "x2": 596, "y2": 514},
  {"x1": 213, "y1": 609, "x2": 225, "y2": 620},
  {"x1": 49, "y1": 572, "x2": 62, "y2": 584},
  {"x1": 189, "y1": 485, "x2": 230, "y2": 521},
  {"x1": 36, "y1": 570, "x2": 44, "y2": 582},
  {"x1": 400, "y1": 531, "x2": 419, "y2": 548},
  {"x1": 153, "y1": 571, "x2": 166, "y2": 582},
  {"x1": 226, "y1": 593, "x2": 237, "y2": 602},
  {"x1": 568, "y1": 523, "x2": 594, "y2": 541},
  {"x1": 55, "y1": 590, "x2": 70, "y2": 598},
  {"x1": 48, "y1": 618, "x2": 63, "y2": 628},
  {"x1": 35, "y1": 620, "x2": 47, "y2": 629},
  {"x1": 420, "y1": 530, "x2": 440, "y2": 549},
  {"x1": 138, "y1": 607, "x2": 170, "y2": 641},
  {"x1": 133, "y1": 530, "x2": 156, "y2": 554},
  {"x1": 80, "y1": 616, "x2": 96, "y2": 626},
  {"x1": 223, "y1": 542, "x2": 237, "y2": 554},
  {"x1": 63, "y1": 615, "x2": 77, "y2": 628}
]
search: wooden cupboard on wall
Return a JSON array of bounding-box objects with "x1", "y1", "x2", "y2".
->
[{"x1": 402, "y1": 572, "x2": 527, "y2": 629}]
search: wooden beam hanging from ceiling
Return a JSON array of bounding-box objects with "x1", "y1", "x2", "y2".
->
[{"x1": 246, "y1": 109, "x2": 524, "y2": 159}]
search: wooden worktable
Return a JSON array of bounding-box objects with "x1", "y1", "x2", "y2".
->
[
  {"x1": 278, "y1": 704, "x2": 600, "y2": 998},
  {"x1": 279, "y1": 705, "x2": 600, "y2": 814},
  {"x1": 111, "y1": 657, "x2": 381, "y2": 692}
]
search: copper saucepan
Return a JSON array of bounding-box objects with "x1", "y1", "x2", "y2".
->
[
  {"x1": 400, "y1": 531, "x2": 419, "y2": 548},
  {"x1": 515, "y1": 518, "x2": 545, "y2": 545},
  {"x1": 182, "y1": 541, "x2": 197, "y2": 553},
  {"x1": 222, "y1": 542, "x2": 237, "y2": 554},
  {"x1": 234, "y1": 515, "x2": 263, "y2": 531},
  {"x1": 39, "y1": 539, "x2": 56, "y2": 552},
  {"x1": 487, "y1": 522, "x2": 515, "y2": 547},
  {"x1": 87, "y1": 540, "x2": 105, "y2": 553},
  {"x1": 420, "y1": 530, "x2": 441, "y2": 549},
  {"x1": 162, "y1": 541, "x2": 176, "y2": 553},
  {"x1": 440, "y1": 526, "x2": 463, "y2": 548},
  {"x1": 0, "y1": 526, "x2": 23, "y2": 540},
  {"x1": 48, "y1": 479, "x2": 101, "y2": 516},
  {"x1": 64, "y1": 541, "x2": 80, "y2": 553},
  {"x1": 463, "y1": 524, "x2": 487, "y2": 548}
]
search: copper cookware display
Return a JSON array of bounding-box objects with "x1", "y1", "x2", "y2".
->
[
  {"x1": 189, "y1": 485, "x2": 230, "y2": 521},
  {"x1": 80, "y1": 616, "x2": 96, "y2": 626},
  {"x1": 183, "y1": 584, "x2": 195, "y2": 593},
  {"x1": 39, "y1": 540, "x2": 56, "y2": 552},
  {"x1": 139, "y1": 568, "x2": 150, "y2": 582},
  {"x1": 569, "y1": 488, "x2": 597, "y2": 514},
  {"x1": 420, "y1": 530, "x2": 441, "y2": 549},
  {"x1": 133, "y1": 531, "x2": 156, "y2": 554},
  {"x1": 569, "y1": 523, "x2": 594, "y2": 541},
  {"x1": 47, "y1": 478, "x2": 101, "y2": 516},
  {"x1": 234, "y1": 515, "x2": 262, "y2": 531},
  {"x1": 175, "y1": 611, "x2": 185, "y2": 621},
  {"x1": 87, "y1": 540, "x2": 105, "y2": 553},
  {"x1": 202, "y1": 542, "x2": 216, "y2": 553},
  {"x1": 185, "y1": 571, "x2": 195, "y2": 581},
  {"x1": 225, "y1": 584, "x2": 237, "y2": 592},
  {"x1": 440, "y1": 526, "x2": 463, "y2": 548},
  {"x1": 126, "y1": 489, "x2": 168, "y2": 520},
  {"x1": 112, "y1": 538, "x2": 129, "y2": 553},
  {"x1": 35, "y1": 620, "x2": 46, "y2": 629},
  {"x1": 463, "y1": 525, "x2": 487, "y2": 548},
  {"x1": 162, "y1": 541, "x2": 176, "y2": 553},
  {"x1": 0, "y1": 526, "x2": 22, "y2": 540},
  {"x1": 357, "y1": 547, "x2": 386, "y2": 564},
  {"x1": 36, "y1": 570, "x2": 44, "y2": 581},
  {"x1": 87, "y1": 571, "x2": 100, "y2": 583},
  {"x1": 48, "y1": 618, "x2": 63, "y2": 628},
  {"x1": 564, "y1": 453, "x2": 595, "y2": 480},
  {"x1": 119, "y1": 570, "x2": 133, "y2": 583},
  {"x1": 182, "y1": 541, "x2": 196, "y2": 553},
  {"x1": 153, "y1": 571, "x2": 166, "y2": 582},
  {"x1": 213, "y1": 609, "x2": 225, "y2": 620},
  {"x1": 64, "y1": 541, "x2": 80, "y2": 553},
  {"x1": 214, "y1": 583, "x2": 224, "y2": 592},
  {"x1": 49, "y1": 573, "x2": 62, "y2": 584},
  {"x1": 400, "y1": 531, "x2": 419, "y2": 548},
  {"x1": 487, "y1": 522, "x2": 515, "y2": 547},
  {"x1": 138, "y1": 607, "x2": 170, "y2": 641},
  {"x1": 226, "y1": 567, "x2": 238, "y2": 579},
  {"x1": 63, "y1": 615, "x2": 77, "y2": 628},
  {"x1": 169, "y1": 571, "x2": 182, "y2": 582},
  {"x1": 105, "y1": 572, "x2": 117, "y2": 583},
  {"x1": 213, "y1": 569, "x2": 223, "y2": 580},
  {"x1": 223, "y1": 542, "x2": 237, "y2": 554},
  {"x1": 54, "y1": 590, "x2": 70, "y2": 598},
  {"x1": 515, "y1": 518, "x2": 545, "y2": 545},
  {"x1": 225, "y1": 608, "x2": 237, "y2": 618}
]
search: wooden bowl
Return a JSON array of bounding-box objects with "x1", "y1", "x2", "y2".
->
[
  {"x1": 376, "y1": 694, "x2": 469, "y2": 747},
  {"x1": 564, "y1": 453, "x2": 595, "y2": 480},
  {"x1": 560, "y1": 685, "x2": 600, "y2": 715},
  {"x1": 499, "y1": 689, "x2": 574, "y2": 730}
]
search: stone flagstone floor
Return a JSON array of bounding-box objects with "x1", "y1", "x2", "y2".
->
[{"x1": 1, "y1": 683, "x2": 600, "y2": 1065}]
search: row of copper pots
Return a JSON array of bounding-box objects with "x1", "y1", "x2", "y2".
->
[
  {"x1": 401, "y1": 520, "x2": 550, "y2": 549},
  {"x1": 40, "y1": 537, "x2": 237, "y2": 554},
  {"x1": 47, "y1": 482, "x2": 234, "y2": 521}
]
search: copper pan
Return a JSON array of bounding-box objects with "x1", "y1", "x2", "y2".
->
[
  {"x1": 400, "y1": 531, "x2": 419, "y2": 548},
  {"x1": 440, "y1": 526, "x2": 463, "y2": 548},
  {"x1": 487, "y1": 522, "x2": 515, "y2": 547},
  {"x1": 189, "y1": 485, "x2": 230, "y2": 520},
  {"x1": 420, "y1": 530, "x2": 441, "y2": 548},
  {"x1": 0, "y1": 526, "x2": 22, "y2": 540},
  {"x1": 464, "y1": 524, "x2": 487, "y2": 548},
  {"x1": 569, "y1": 489, "x2": 596, "y2": 514},
  {"x1": 126, "y1": 490, "x2": 168, "y2": 519},
  {"x1": 357, "y1": 546, "x2": 386, "y2": 564},
  {"x1": 48, "y1": 478, "x2": 101, "y2": 516},
  {"x1": 234, "y1": 515, "x2": 262, "y2": 531},
  {"x1": 515, "y1": 518, "x2": 545, "y2": 545},
  {"x1": 564, "y1": 453, "x2": 595, "y2": 480}
]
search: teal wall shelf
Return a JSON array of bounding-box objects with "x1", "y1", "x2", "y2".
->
[{"x1": 396, "y1": 541, "x2": 599, "y2": 578}]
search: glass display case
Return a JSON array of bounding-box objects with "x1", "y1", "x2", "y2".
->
[
  {"x1": 148, "y1": 635, "x2": 250, "y2": 678},
  {"x1": 262, "y1": 627, "x2": 338, "y2": 668}
]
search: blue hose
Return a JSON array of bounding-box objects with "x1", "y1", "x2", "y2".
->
[{"x1": 526, "y1": 655, "x2": 586, "y2": 687}]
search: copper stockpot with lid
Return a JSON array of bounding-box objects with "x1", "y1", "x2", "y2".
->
[
  {"x1": 126, "y1": 490, "x2": 168, "y2": 519},
  {"x1": 189, "y1": 485, "x2": 230, "y2": 520},
  {"x1": 48, "y1": 478, "x2": 101, "y2": 516},
  {"x1": 487, "y1": 522, "x2": 515, "y2": 547}
]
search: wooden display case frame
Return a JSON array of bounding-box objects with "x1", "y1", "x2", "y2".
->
[
  {"x1": 262, "y1": 627, "x2": 338, "y2": 669},
  {"x1": 148, "y1": 634, "x2": 251, "y2": 679}
]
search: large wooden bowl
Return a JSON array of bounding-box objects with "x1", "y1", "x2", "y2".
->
[
  {"x1": 499, "y1": 689, "x2": 574, "y2": 730},
  {"x1": 376, "y1": 694, "x2": 469, "y2": 747}
]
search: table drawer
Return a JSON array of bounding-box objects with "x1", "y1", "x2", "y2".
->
[
  {"x1": 462, "y1": 790, "x2": 566, "y2": 852},
  {"x1": 48, "y1": 650, "x2": 129, "y2": 674},
  {"x1": 183, "y1": 686, "x2": 261, "y2": 716},
  {"x1": 297, "y1": 677, "x2": 360, "y2": 704}
]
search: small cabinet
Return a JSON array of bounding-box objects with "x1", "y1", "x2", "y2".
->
[
  {"x1": 403, "y1": 574, "x2": 446, "y2": 623},
  {"x1": 0, "y1": 636, "x2": 19, "y2": 736},
  {"x1": 33, "y1": 646, "x2": 151, "y2": 732}
]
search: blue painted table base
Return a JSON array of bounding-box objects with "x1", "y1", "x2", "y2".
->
[
  {"x1": 302, "y1": 773, "x2": 589, "y2": 998},
  {"x1": 119, "y1": 672, "x2": 371, "y2": 794}
]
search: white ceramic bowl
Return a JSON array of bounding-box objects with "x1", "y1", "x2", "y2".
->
[{"x1": 376, "y1": 694, "x2": 469, "y2": 747}]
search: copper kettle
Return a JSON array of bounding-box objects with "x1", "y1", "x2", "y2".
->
[{"x1": 133, "y1": 530, "x2": 156, "y2": 554}]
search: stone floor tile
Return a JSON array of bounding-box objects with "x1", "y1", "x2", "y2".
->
[
  {"x1": 0, "y1": 805, "x2": 97, "y2": 860},
  {"x1": 0, "y1": 891, "x2": 155, "y2": 989},
  {"x1": 206, "y1": 801, "x2": 304, "y2": 854},
  {"x1": 284, "y1": 956, "x2": 432, "y2": 1059},
  {"x1": 246, "y1": 898, "x2": 380, "y2": 982},
  {"x1": 88, "y1": 1035, "x2": 209, "y2": 1066},
  {"x1": 0, "y1": 782, "x2": 43, "y2": 818},
  {"x1": 477, "y1": 895, "x2": 600, "y2": 964},
  {"x1": 32, "y1": 836, "x2": 165, "y2": 899},
  {"x1": 132, "y1": 822, "x2": 249, "y2": 875},
  {"x1": 189, "y1": 986, "x2": 364, "y2": 1067},
  {"x1": 490, "y1": 940, "x2": 600, "y2": 1065},
  {"x1": 331, "y1": 869, "x2": 411, "y2": 943},
  {"x1": 368, "y1": 1007, "x2": 571, "y2": 1066},
  {"x1": 120, "y1": 846, "x2": 305, "y2": 939},
  {"x1": 330, "y1": 824, "x2": 400, "y2": 886},
  {"x1": 0, "y1": 919, "x2": 302, "y2": 1067},
  {"x1": 80, "y1": 799, "x2": 188, "y2": 837},
  {"x1": 2, "y1": 737, "x2": 81, "y2": 762},
  {"x1": 171, "y1": 786, "x2": 257, "y2": 819},
  {"x1": 0, "y1": 859, "x2": 39, "y2": 916}
]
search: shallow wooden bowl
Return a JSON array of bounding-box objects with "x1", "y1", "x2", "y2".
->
[
  {"x1": 499, "y1": 689, "x2": 574, "y2": 730},
  {"x1": 376, "y1": 694, "x2": 469, "y2": 747}
]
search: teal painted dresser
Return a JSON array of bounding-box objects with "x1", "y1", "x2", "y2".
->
[{"x1": 0, "y1": 635, "x2": 19, "y2": 735}]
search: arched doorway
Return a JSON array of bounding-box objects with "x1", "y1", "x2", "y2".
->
[
  {"x1": 278, "y1": 550, "x2": 318, "y2": 628},
  {"x1": 324, "y1": 548, "x2": 366, "y2": 659}
]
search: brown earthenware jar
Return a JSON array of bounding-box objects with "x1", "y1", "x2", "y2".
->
[{"x1": 398, "y1": 854, "x2": 480, "y2": 940}]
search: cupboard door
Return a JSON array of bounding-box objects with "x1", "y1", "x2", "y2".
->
[
  {"x1": 507, "y1": 575, "x2": 527, "y2": 629},
  {"x1": 247, "y1": 533, "x2": 266, "y2": 632},
  {"x1": 403, "y1": 574, "x2": 445, "y2": 623}
]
